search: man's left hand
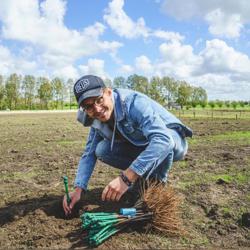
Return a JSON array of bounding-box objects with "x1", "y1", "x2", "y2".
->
[{"x1": 102, "y1": 176, "x2": 129, "y2": 202}]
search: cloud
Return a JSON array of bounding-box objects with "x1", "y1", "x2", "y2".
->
[
  {"x1": 161, "y1": 0, "x2": 250, "y2": 38},
  {"x1": 153, "y1": 30, "x2": 184, "y2": 42},
  {"x1": 52, "y1": 65, "x2": 78, "y2": 80},
  {"x1": 205, "y1": 9, "x2": 243, "y2": 38},
  {"x1": 197, "y1": 39, "x2": 250, "y2": 76},
  {"x1": 157, "y1": 40, "x2": 200, "y2": 78},
  {"x1": 104, "y1": 0, "x2": 183, "y2": 42},
  {"x1": 118, "y1": 64, "x2": 134, "y2": 74},
  {"x1": 0, "y1": 44, "x2": 38, "y2": 75},
  {"x1": 135, "y1": 55, "x2": 153, "y2": 75},
  {"x1": 129, "y1": 39, "x2": 250, "y2": 100},
  {"x1": 189, "y1": 74, "x2": 250, "y2": 100},
  {"x1": 0, "y1": 0, "x2": 122, "y2": 76},
  {"x1": 103, "y1": 0, "x2": 149, "y2": 39},
  {"x1": 78, "y1": 59, "x2": 109, "y2": 79}
]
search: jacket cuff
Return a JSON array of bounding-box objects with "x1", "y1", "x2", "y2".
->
[
  {"x1": 129, "y1": 161, "x2": 147, "y2": 176},
  {"x1": 74, "y1": 182, "x2": 87, "y2": 191}
]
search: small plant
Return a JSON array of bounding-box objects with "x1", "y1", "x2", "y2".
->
[{"x1": 80, "y1": 182, "x2": 184, "y2": 246}]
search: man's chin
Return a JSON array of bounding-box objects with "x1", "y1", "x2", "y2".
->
[{"x1": 97, "y1": 113, "x2": 111, "y2": 122}]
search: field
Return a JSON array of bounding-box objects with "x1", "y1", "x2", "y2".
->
[{"x1": 0, "y1": 111, "x2": 249, "y2": 249}]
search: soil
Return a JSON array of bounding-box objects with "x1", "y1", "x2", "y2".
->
[{"x1": 0, "y1": 112, "x2": 249, "y2": 249}]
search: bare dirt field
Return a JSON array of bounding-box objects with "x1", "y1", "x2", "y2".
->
[{"x1": 0, "y1": 112, "x2": 249, "y2": 249}]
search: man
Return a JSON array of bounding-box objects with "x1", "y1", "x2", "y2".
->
[{"x1": 63, "y1": 75, "x2": 192, "y2": 215}]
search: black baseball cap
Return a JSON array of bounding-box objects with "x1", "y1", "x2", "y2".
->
[{"x1": 73, "y1": 75, "x2": 105, "y2": 106}]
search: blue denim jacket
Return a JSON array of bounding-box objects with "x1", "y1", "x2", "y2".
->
[{"x1": 74, "y1": 88, "x2": 192, "y2": 190}]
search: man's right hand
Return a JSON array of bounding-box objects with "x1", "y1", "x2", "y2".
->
[{"x1": 62, "y1": 187, "x2": 83, "y2": 216}]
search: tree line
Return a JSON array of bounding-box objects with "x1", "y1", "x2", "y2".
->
[{"x1": 0, "y1": 73, "x2": 248, "y2": 111}]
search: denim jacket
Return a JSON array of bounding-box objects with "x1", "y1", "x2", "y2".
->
[{"x1": 74, "y1": 88, "x2": 192, "y2": 190}]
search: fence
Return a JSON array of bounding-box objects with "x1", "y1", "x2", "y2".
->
[{"x1": 171, "y1": 109, "x2": 250, "y2": 119}]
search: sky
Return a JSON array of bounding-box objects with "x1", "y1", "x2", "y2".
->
[{"x1": 0, "y1": 0, "x2": 250, "y2": 100}]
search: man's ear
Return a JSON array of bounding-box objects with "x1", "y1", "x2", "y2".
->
[{"x1": 106, "y1": 88, "x2": 112, "y2": 96}]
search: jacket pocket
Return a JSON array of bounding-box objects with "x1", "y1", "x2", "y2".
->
[{"x1": 123, "y1": 122, "x2": 135, "y2": 134}]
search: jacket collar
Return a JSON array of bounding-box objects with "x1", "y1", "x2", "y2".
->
[{"x1": 113, "y1": 89, "x2": 126, "y2": 122}]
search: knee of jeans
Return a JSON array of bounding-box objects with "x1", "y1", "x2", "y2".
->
[{"x1": 95, "y1": 140, "x2": 110, "y2": 160}]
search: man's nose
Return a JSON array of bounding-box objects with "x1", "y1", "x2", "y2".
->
[{"x1": 94, "y1": 104, "x2": 103, "y2": 113}]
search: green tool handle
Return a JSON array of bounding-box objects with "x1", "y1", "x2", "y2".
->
[{"x1": 62, "y1": 176, "x2": 71, "y2": 205}]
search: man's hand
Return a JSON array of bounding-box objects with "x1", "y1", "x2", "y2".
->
[
  {"x1": 63, "y1": 187, "x2": 83, "y2": 216},
  {"x1": 102, "y1": 176, "x2": 129, "y2": 202}
]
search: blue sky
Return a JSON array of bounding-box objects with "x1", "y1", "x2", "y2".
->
[{"x1": 0, "y1": 0, "x2": 250, "y2": 100}]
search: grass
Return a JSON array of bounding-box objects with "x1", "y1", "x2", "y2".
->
[
  {"x1": 57, "y1": 139, "x2": 82, "y2": 146},
  {"x1": 1, "y1": 169, "x2": 38, "y2": 181},
  {"x1": 211, "y1": 131, "x2": 250, "y2": 140},
  {"x1": 0, "y1": 112, "x2": 249, "y2": 249},
  {"x1": 189, "y1": 131, "x2": 250, "y2": 146},
  {"x1": 176, "y1": 160, "x2": 188, "y2": 168},
  {"x1": 177, "y1": 171, "x2": 250, "y2": 190}
]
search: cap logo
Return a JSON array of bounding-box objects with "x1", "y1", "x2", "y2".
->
[{"x1": 75, "y1": 79, "x2": 90, "y2": 93}]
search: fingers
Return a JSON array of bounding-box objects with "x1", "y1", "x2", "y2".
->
[
  {"x1": 102, "y1": 186, "x2": 121, "y2": 202},
  {"x1": 62, "y1": 192, "x2": 80, "y2": 216},
  {"x1": 62, "y1": 195, "x2": 71, "y2": 215},
  {"x1": 69, "y1": 196, "x2": 77, "y2": 210},
  {"x1": 116, "y1": 192, "x2": 123, "y2": 202},
  {"x1": 101, "y1": 185, "x2": 109, "y2": 201}
]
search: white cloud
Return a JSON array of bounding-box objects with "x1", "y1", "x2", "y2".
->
[
  {"x1": 0, "y1": 44, "x2": 38, "y2": 75},
  {"x1": 0, "y1": 0, "x2": 122, "y2": 75},
  {"x1": 135, "y1": 55, "x2": 153, "y2": 75},
  {"x1": 118, "y1": 64, "x2": 134, "y2": 74},
  {"x1": 103, "y1": 0, "x2": 149, "y2": 39},
  {"x1": 205, "y1": 9, "x2": 243, "y2": 38},
  {"x1": 40, "y1": 0, "x2": 66, "y2": 25},
  {"x1": 157, "y1": 40, "x2": 200, "y2": 78},
  {"x1": 52, "y1": 65, "x2": 78, "y2": 80},
  {"x1": 161, "y1": 0, "x2": 250, "y2": 38},
  {"x1": 153, "y1": 30, "x2": 184, "y2": 42},
  {"x1": 197, "y1": 39, "x2": 250, "y2": 76},
  {"x1": 104, "y1": 0, "x2": 183, "y2": 42},
  {"x1": 134, "y1": 39, "x2": 250, "y2": 100},
  {"x1": 78, "y1": 59, "x2": 109, "y2": 79},
  {"x1": 189, "y1": 74, "x2": 250, "y2": 100}
]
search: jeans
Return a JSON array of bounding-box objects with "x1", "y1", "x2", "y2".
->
[{"x1": 95, "y1": 128, "x2": 188, "y2": 183}]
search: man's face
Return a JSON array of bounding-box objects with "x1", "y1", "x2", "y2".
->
[{"x1": 81, "y1": 88, "x2": 114, "y2": 122}]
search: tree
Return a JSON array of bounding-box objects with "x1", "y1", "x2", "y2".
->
[
  {"x1": 161, "y1": 76, "x2": 178, "y2": 108},
  {"x1": 208, "y1": 100, "x2": 215, "y2": 109},
  {"x1": 103, "y1": 78, "x2": 112, "y2": 87},
  {"x1": 148, "y1": 77, "x2": 165, "y2": 104},
  {"x1": 190, "y1": 86, "x2": 207, "y2": 108},
  {"x1": 5, "y1": 73, "x2": 21, "y2": 110},
  {"x1": 51, "y1": 77, "x2": 64, "y2": 109},
  {"x1": 66, "y1": 78, "x2": 74, "y2": 109},
  {"x1": 238, "y1": 101, "x2": 245, "y2": 108},
  {"x1": 113, "y1": 76, "x2": 126, "y2": 88},
  {"x1": 38, "y1": 77, "x2": 52, "y2": 109},
  {"x1": 0, "y1": 75, "x2": 5, "y2": 110},
  {"x1": 22, "y1": 75, "x2": 36, "y2": 109},
  {"x1": 231, "y1": 101, "x2": 238, "y2": 109},
  {"x1": 200, "y1": 101, "x2": 207, "y2": 109},
  {"x1": 126, "y1": 74, "x2": 149, "y2": 94},
  {"x1": 225, "y1": 101, "x2": 231, "y2": 108},
  {"x1": 215, "y1": 99, "x2": 223, "y2": 108},
  {"x1": 176, "y1": 81, "x2": 192, "y2": 109}
]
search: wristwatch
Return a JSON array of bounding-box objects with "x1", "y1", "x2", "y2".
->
[{"x1": 119, "y1": 171, "x2": 133, "y2": 187}]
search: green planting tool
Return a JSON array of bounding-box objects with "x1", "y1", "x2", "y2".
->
[{"x1": 62, "y1": 176, "x2": 71, "y2": 205}]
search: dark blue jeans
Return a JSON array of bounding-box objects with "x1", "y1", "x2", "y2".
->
[{"x1": 95, "y1": 128, "x2": 188, "y2": 183}]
